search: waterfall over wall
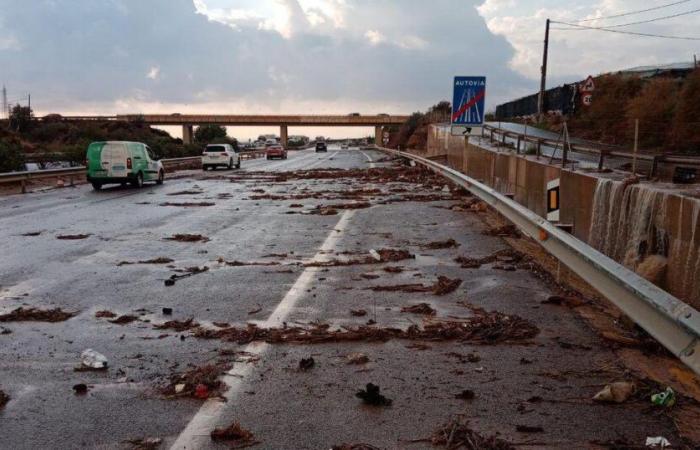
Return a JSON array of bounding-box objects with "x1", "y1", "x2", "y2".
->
[{"x1": 590, "y1": 178, "x2": 700, "y2": 305}]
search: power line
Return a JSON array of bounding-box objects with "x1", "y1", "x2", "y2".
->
[
  {"x1": 550, "y1": 20, "x2": 700, "y2": 40},
  {"x1": 574, "y1": 0, "x2": 692, "y2": 23},
  {"x1": 601, "y1": 7, "x2": 700, "y2": 28}
]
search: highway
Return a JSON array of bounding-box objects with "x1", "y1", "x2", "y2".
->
[{"x1": 0, "y1": 147, "x2": 686, "y2": 449}]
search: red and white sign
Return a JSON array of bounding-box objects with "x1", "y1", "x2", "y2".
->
[{"x1": 580, "y1": 75, "x2": 595, "y2": 107}]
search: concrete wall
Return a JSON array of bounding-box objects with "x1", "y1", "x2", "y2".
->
[{"x1": 418, "y1": 124, "x2": 700, "y2": 309}]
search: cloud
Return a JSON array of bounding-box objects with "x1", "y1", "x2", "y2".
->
[
  {"x1": 476, "y1": 0, "x2": 700, "y2": 84},
  {"x1": 146, "y1": 66, "x2": 160, "y2": 80},
  {"x1": 0, "y1": 0, "x2": 529, "y2": 118},
  {"x1": 364, "y1": 29, "x2": 385, "y2": 45}
]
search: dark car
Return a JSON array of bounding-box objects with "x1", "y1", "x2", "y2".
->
[{"x1": 315, "y1": 142, "x2": 327, "y2": 152}]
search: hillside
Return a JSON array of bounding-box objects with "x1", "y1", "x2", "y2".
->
[{"x1": 0, "y1": 115, "x2": 200, "y2": 172}]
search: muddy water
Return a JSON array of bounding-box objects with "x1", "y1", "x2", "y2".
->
[{"x1": 589, "y1": 178, "x2": 700, "y2": 307}]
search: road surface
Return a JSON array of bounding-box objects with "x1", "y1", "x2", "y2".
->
[{"x1": 0, "y1": 147, "x2": 686, "y2": 449}]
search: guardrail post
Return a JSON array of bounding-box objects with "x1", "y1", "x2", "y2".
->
[
  {"x1": 536, "y1": 140, "x2": 542, "y2": 159},
  {"x1": 650, "y1": 156, "x2": 660, "y2": 178},
  {"x1": 69, "y1": 175, "x2": 75, "y2": 187},
  {"x1": 516, "y1": 136, "x2": 521, "y2": 155},
  {"x1": 20, "y1": 179, "x2": 26, "y2": 194},
  {"x1": 489, "y1": 129, "x2": 494, "y2": 143},
  {"x1": 597, "y1": 151, "x2": 605, "y2": 171}
]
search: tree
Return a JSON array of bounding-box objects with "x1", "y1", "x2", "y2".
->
[
  {"x1": 9, "y1": 105, "x2": 34, "y2": 133},
  {"x1": 671, "y1": 68, "x2": 700, "y2": 153},
  {"x1": 625, "y1": 78, "x2": 680, "y2": 150},
  {"x1": 0, "y1": 138, "x2": 25, "y2": 172},
  {"x1": 195, "y1": 124, "x2": 227, "y2": 143}
]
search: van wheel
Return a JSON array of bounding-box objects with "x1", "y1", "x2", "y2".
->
[
  {"x1": 156, "y1": 170, "x2": 164, "y2": 185},
  {"x1": 91, "y1": 182, "x2": 102, "y2": 191},
  {"x1": 228, "y1": 158, "x2": 233, "y2": 170},
  {"x1": 235, "y1": 160, "x2": 241, "y2": 169},
  {"x1": 131, "y1": 172, "x2": 144, "y2": 188}
]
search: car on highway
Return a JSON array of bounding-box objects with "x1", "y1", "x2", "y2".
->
[
  {"x1": 202, "y1": 144, "x2": 240, "y2": 170},
  {"x1": 340, "y1": 142, "x2": 349, "y2": 149},
  {"x1": 266, "y1": 144, "x2": 287, "y2": 160},
  {"x1": 86, "y1": 141, "x2": 164, "y2": 190},
  {"x1": 315, "y1": 142, "x2": 327, "y2": 152}
]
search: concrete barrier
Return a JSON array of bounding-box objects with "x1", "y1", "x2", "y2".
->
[{"x1": 411, "y1": 124, "x2": 700, "y2": 309}]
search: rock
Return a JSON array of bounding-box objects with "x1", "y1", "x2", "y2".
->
[
  {"x1": 347, "y1": 353, "x2": 369, "y2": 365},
  {"x1": 635, "y1": 255, "x2": 668, "y2": 286}
]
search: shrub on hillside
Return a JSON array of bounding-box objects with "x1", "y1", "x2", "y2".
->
[
  {"x1": 625, "y1": 78, "x2": 681, "y2": 150},
  {"x1": 0, "y1": 138, "x2": 25, "y2": 172},
  {"x1": 671, "y1": 68, "x2": 700, "y2": 154}
]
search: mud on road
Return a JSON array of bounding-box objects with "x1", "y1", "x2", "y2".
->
[{"x1": 0, "y1": 148, "x2": 698, "y2": 449}]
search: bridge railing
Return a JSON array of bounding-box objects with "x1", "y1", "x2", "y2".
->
[
  {"x1": 482, "y1": 124, "x2": 700, "y2": 177},
  {"x1": 378, "y1": 145, "x2": 700, "y2": 376}
]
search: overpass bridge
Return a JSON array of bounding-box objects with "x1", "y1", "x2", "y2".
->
[{"x1": 58, "y1": 114, "x2": 410, "y2": 146}]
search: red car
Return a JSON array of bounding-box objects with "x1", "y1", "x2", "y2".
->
[{"x1": 266, "y1": 144, "x2": 287, "y2": 160}]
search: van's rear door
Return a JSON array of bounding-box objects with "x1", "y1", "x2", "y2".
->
[{"x1": 102, "y1": 143, "x2": 129, "y2": 178}]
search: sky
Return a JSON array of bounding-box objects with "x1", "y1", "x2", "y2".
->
[{"x1": 1, "y1": 0, "x2": 698, "y2": 140}]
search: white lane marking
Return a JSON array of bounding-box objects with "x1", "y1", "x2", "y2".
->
[
  {"x1": 359, "y1": 150, "x2": 376, "y2": 169},
  {"x1": 170, "y1": 210, "x2": 355, "y2": 449}
]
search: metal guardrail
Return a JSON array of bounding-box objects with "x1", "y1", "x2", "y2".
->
[
  {"x1": 379, "y1": 146, "x2": 700, "y2": 375},
  {"x1": 0, "y1": 151, "x2": 274, "y2": 193}
]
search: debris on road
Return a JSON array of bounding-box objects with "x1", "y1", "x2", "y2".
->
[
  {"x1": 117, "y1": 257, "x2": 174, "y2": 266},
  {"x1": 383, "y1": 266, "x2": 404, "y2": 273},
  {"x1": 76, "y1": 349, "x2": 108, "y2": 371},
  {"x1": 56, "y1": 234, "x2": 91, "y2": 240},
  {"x1": 162, "y1": 363, "x2": 231, "y2": 399},
  {"x1": 369, "y1": 276, "x2": 461, "y2": 296},
  {"x1": 159, "y1": 202, "x2": 215, "y2": 207},
  {"x1": 0, "y1": 327, "x2": 11, "y2": 335},
  {"x1": 455, "y1": 389, "x2": 475, "y2": 400},
  {"x1": 401, "y1": 303, "x2": 436, "y2": 316},
  {"x1": 248, "y1": 306, "x2": 263, "y2": 315},
  {"x1": 189, "y1": 308, "x2": 538, "y2": 345},
  {"x1": 651, "y1": 387, "x2": 676, "y2": 407},
  {"x1": 210, "y1": 421, "x2": 258, "y2": 448},
  {"x1": 124, "y1": 437, "x2": 163, "y2": 450},
  {"x1": 360, "y1": 273, "x2": 380, "y2": 280},
  {"x1": 645, "y1": 436, "x2": 671, "y2": 448},
  {"x1": 350, "y1": 309, "x2": 368, "y2": 317},
  {"x1": 593, "y1": 382, "x2": 636, "y2": 403},
  {"x1": 162, "y1": 308, "x2": 173, "y2": 316},
  {"x1": 423, "y1": 239, "x2": 460, "y2": 249},
  {"x1": 305, "y1": 248, "x2": 414, "y2": 268},
  {"x1": 331, "y1": 444, "x2": 380, "y2": 450},
  {"x1": 95, "y1": 310, "x2": 117, "y2": 318},
  {"x1": 483, "y1": 225, "x2": 521, "y2": 238},
  {"x1": 369, "y1": 249, "x2": 382, "y2": 261},
  {"x1": 299, "y1": 357, "x2": 315, "y2": 371},
  {"x1": 164, "y1": 234, "x2": 210, "y2": 243},
  {"x1": 167, "y1": 190, "x2": 204, "y2": 196},
  {"x1": 516, "y1": 425, "x2": 544, "y2": 433},
  {"x1": 430, "y1": 417, "x2": 514, "y2": 449},
  {"x1": 109, "y1": 315, "x2": 138, "y2": 325},
  {"x1": 164, "y1": 266, "x2": 209, "y2": 286},
  {"x1": 0, "y1": 307, "x2": 76, "y2": 323},
  {"x1": 356, "y1": 383, "x2": 392, "y2": 406},
  {"x1": 224, "y1": 260, "x2": 281, "y2": 267},
  {"x1": 455, "y1": 249, "x2": 524, "y2": 269},
  {"x1": 155, "y1": 318, "x2": 199, "y2": 332},
  {"x1": 21, "y1": 231, "x2": 42, "y2": 236},
  {"x1": 72, "y1": 383, "x2": 89, "y2": 395},
  {"x1": 0, "y1": 390, "x2": 8, "y2": 409},
  {"x1": 347, "y1": 353, "x2": 369, "y2": 365}
]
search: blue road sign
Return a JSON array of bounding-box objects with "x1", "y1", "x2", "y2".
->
[{"x1": 451, "y1": 76, "x2": 486, "y2": 126}]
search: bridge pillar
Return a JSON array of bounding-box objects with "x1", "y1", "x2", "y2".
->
[
  {"x1": 375, "y1": 126, "x2": 383, "y2": 146},
  {"x1": 280, "y1": 125, "x2": 288, "y2": 148},
  {"x1": 182, "y1": 124, "x2": 194, "y2": 145}
]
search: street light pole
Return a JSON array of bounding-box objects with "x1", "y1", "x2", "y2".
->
[{"x1": 538, "y1": 18, "x2": 551, "y2": 122}]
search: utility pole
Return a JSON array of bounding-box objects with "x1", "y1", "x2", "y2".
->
[
  {"x1": 1, "y1": 85, "x2": 6, "y2": 119},
  {"x1": 28, "y1": 93, "x2": 31, "y2": 110},
  {"x1": 695, "y1": 54, "x2": 698, "y2": 68},
  {"x1": 538, "y1": 18, "x2": 551, "y2": 122}
]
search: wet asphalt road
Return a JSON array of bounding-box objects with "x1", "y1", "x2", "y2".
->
[{"x1": 0, "y1": 147, "x2": 684, "y2": 449}]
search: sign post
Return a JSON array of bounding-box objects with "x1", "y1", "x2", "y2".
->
[
  {"x1": 451, "y1": 76, "x2": 486, "y2": 137},
  {"x1": 580, "y1": 75, "x2": 595, "y2": 107}
]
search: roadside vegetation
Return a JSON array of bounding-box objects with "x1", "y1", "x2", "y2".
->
[
  {"x1": 536, "y1": 68, "x2": 700, "y2": 154},
  {"x1": 0, "y1": 111, "x2": 241, "y2": 171},
  {"x1": 386, "y1": 101, "x2": 451, "y2": 149}
]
